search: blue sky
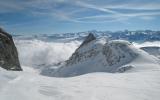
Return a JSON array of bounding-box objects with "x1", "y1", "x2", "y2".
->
[{"x1": 0, "y1": 0, "x2": 160, "y2": 34}]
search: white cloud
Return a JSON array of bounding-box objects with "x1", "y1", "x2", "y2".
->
[
  {"x1": 74, "y1": 1, "x2": 120, "y2": 15},
  {"x1": 68, "y1": 1, "x2": 160, "y2": 23},
  {"x1": 104, "y1": 3, "x2": 160, "y2": 10},
  {"x1": 0, "y1": 0, "x2": 25, "y2": 13},
  {"x1": 140, "y1": 16, "x2": 155, "y2": 20},
  {"x1": 0, "y1": 0, "x2": 160, "y2": 23},
  {"x1": 15, "y1": 39, "x2": 80, "y2": 67},
  {"x1": 133, "y1": 41, "x2": 160, "y2": 48}
]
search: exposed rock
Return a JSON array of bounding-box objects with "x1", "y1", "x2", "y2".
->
[
  {"x1": 66, "y1": 33, "x2": 96, "y2": 65},
  {"x1": 0, "y1": 28, "x2": 22, "y2": 71},
  {"x1": 140, "y1": 46, "x2": 160, "y2": 59},
  {"x1": 116, "y1": 65, "x2": 133, "y2": 73},
  {"x1": 79, "y1": 33, "x2": 96, "y2": 48},
  {"x1": 102, "y1": 40, "x2": 138, "y2": 67}
]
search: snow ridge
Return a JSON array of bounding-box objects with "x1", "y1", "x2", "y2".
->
[{"x1": 47, "y1": 34, "x2": 160, "y2": 77}]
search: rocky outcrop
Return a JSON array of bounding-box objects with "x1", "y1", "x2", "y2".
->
[
  {"x1": 102, "y1": 40, "x2": 138, "y2": 67},
  {"x1": 140, "y1": 46, "x2": 160, "y2": 59},
  {"x1": 0, "y1": 28, "x2": 22, "y2": 71},
  {"x1": 66, "y1": 33, "x2": 97, "y2": 66},
  {"x1": 79, "y1": 33, "x2": 96, "y2": 48}
]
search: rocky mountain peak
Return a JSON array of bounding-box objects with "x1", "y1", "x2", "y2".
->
[
  {"x1": 0, "y1": 28, "x2": 12, "y2": 39},
  {"x1": 79, "y1": 33, "x2": 96, "y2": 47},
  {"x1": 52, "y1": 37, "x2": 141, "y2": 77},
  {"x1": 0, "y1": 28, "x2": 22, "y2": 71}
]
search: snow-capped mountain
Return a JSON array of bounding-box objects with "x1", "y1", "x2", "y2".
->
[
  {"x1": 47, "y1": 33, "x2": 160, "y2": 77},
  {"x1": 13, "y1": 30, "x2": 160, "y2": 42},
  {"x1": 0, "y1": 30, "x2": 160, "y2": 100}
]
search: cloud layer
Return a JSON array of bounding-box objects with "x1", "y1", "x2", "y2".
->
[
  {"x1": 0, "y1": 0, "x2": 160, "y2": 23},
  {"x1": 15, "y1": 39, "x2": 80, "y2": 68}
]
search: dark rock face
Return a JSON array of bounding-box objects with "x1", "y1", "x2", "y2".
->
[
  {"x1": 0, "y1": 28, "x2": 22, "y2": 71},
  {"x1": 66, "y1": 33, "x2": 96, "y2": 65},
  {"x1": 140, "y1": 46, "x2": 160, "y2": 59},
  {"x1": 79, "y1": 33, "x2": 96, "y2": 48}
]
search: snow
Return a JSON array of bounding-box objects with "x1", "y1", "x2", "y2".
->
[
  {"x1": 0, "y1": 37, "x2": 160, "y2": 100},
  {"x1": 133, "y1": 41, "x2": 160, "y2": 48},
  {"x1": 51, "y1": 39, "x2": 160, "y2": 77},
  {"x1": 0, "y1": 67, "x2": 160, "y2": 100}
]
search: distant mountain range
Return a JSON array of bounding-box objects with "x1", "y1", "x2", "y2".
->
[{"x1": 13, "y1": 30, "x2": 160, "y2": 42}]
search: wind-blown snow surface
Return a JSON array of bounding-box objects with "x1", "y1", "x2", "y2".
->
[
  {"x1": 0, "y1": 37, "x2": 160, "y2": 100},
  {"x1": 1, "y1": 67, "x2": 160, "y2": 100}
]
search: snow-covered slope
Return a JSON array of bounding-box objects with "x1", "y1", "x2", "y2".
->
[
  {"x1": 50, "y1": 34, "x2": 160, "y2": 77},
  {"x1": 1, "y1": 67, "x2": 160, "y2": 100}
]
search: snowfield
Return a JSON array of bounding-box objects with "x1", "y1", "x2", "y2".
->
[
  {"x1": 0, "y1": 37, "x2": 160, "y2": 100},
  {"x1": 0, "y1": 67, "x2": 160, "y2": 100}
]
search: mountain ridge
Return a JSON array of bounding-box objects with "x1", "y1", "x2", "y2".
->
[{"x1": 42, "y1": 33, "x2": 159, "y2": 77}]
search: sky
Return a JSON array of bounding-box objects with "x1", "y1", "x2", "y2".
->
[{"x1": 0, "y1": 0, "x2": 160, "y2": 34}]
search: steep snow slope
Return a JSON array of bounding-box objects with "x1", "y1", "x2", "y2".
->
[
  {"x1": 51, "y1": 36, "x2": 159, "y2": 77},
  {"x1": 1, "y1": 67, "x2": 160, "y2": 100}
]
